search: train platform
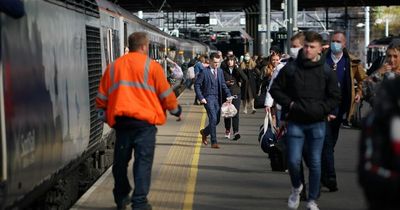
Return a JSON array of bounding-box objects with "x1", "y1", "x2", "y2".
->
[{"x1": 71, "y1": 89, "x2": 367, "y2": 210}]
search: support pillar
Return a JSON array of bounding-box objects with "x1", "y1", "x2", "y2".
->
[{"x1": 259, "y1": 0, "x2": 267, "y2": 56}]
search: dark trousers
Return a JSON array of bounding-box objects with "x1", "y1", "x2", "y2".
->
[
  {"x1": 224, "y1": 95, "x2": 241, "y2": 133},
  {"x1": 321, "y1": 117, "x2": 342, "y2": 184},
  {"x1": 113, "y1": 126, "x2": 157, "y2": 209},
  {"x1": 203, "y1": 95, "x2": 220, "y2": 144}
]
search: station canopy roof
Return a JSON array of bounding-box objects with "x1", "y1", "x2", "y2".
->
[{"x1": 113, "y1": 0, "x2": 400, "y2": 12}]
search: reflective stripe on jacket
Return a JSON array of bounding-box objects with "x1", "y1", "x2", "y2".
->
[{"x1": 96, "y1": 52, "x2": 179, "y2": 127}]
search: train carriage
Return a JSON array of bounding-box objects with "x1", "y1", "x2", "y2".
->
[{"x1": 0, "y1": 0, "x2": 211, "y2": 209}]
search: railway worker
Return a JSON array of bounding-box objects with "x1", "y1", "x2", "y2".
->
[
  {"x1": 270, "y1": 31, "x2": 341, "y2": 210},
  {"x1": 322, "y1": 31, "x2": 367, "y2": 192},
  {"x1": 195, "y1": 52, "x2": 232, "y2": 149},
  {"x1": 96, "y1": 32, "x2": 182, "y2": 210}
]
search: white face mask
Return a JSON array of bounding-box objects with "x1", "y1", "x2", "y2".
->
[
  {"x1": 244, "y1": 56, "x2": 250, "y2": 61},
  {"x1": 289, "y1": 47, "x2": 301, "y2": 59}
]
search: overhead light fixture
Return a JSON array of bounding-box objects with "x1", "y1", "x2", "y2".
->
[{"x1": 356, "y1": 23, "x2": 365, "y2": 28}]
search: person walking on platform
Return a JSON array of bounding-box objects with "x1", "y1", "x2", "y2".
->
[
  {"x1": 222, "y1": 55, "x2": 248, "y2": 140},
  {"x1": 193, "y1": 55, "x2": 209, "y2": 105},
  {"x1": 195, "y1": 52, "x2": 232, "y2": 149},
  {"x1": 322, "y1": 31, "x2": 367, "y2": 192},
  {"x1": 240, "y1": 53, "x2": 259, "y2": 114},
  {"x1": 96, "y1": 32, "x2": 182, "y2": 210},
  {"x1": 270, "y1": 31, "x2": 341, "y2": 210},
  {"x1": 265, "y1": 32, "x2": 305, "y2": 127}
]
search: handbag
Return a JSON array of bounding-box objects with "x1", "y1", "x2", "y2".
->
[
  {"x1": 171, "y1": 64, "x2": 183, "y2": 79},
  {"x1": 258, "y1": 112, "x2": 277, "y2": 153}
]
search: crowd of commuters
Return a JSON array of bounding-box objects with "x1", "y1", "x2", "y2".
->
[{"x1": 94, "y1": 27, "x2": 400, "y2": 209}]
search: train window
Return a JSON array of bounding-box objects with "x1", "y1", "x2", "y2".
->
[
  {"x1": 105, "y1": 29, "x2": 113, "y2": 65},
  {"x1": 124, "y1": 22, "x2": 128, "y2": 48},
  {"x1": 112, "y1": 30, "x2": 120, "y2": 59},
  {"x1": 149, "y1": 43, "x2": 154, "y2": 59},
  {"x1": 104, "y1": 28, "x2": 120, "y2": 64}
]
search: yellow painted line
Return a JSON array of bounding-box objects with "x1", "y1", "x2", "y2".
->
[{"x1": 182, "y1": 109, "x2": 206, "y2": 210}]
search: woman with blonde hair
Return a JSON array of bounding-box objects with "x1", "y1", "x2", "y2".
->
[
  {"x1": 364, "y1": 39, "x2": 400, "y2": 107},
  {"x1": 240, "y1": 53, "x2": 260, "y2": 114}
]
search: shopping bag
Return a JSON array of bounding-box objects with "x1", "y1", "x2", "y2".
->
[{"x1": 221, "y1": 101, "x2": 237, "y2": 118}]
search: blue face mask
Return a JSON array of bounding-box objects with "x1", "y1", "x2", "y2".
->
[{"x1": 330, "y1": 42, "x2": 343, "y2": 54}]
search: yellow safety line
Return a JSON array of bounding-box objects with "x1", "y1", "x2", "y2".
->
[{"x1": 182, "y1": 109, "x2": 206, "y2": 210}]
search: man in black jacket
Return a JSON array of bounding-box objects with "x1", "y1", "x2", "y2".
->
[
  {"x1": 222, "y1": 55, "x2": 248, "y2": 140},
  {"x1": 270, "y1": 31, "x2": 341, "y2": 210}
]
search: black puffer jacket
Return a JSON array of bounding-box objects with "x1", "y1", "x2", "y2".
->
[{"x1": 270, "y1": 50, "x2": 341, "y2": 123}]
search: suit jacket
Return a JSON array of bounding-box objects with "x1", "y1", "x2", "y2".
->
[{"x1": 194, "y1": 66, "x2": 231, "y2": 105}]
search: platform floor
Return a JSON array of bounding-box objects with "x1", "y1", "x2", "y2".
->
[{"x1": 71, "y1": 89, "x2": 367, "y2": 210}]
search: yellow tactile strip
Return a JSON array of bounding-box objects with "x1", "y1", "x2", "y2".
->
[{"x1": 149, "y1": 93, "x2": 206, "y2": 210}]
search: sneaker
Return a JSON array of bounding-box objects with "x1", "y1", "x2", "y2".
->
[
  {"x1": 306, "y1": 200, "x2": 319, "y2": 210},
  {"x1": 243, "y1": 109, "x2": 248, "y2": 114},
  {"x1": 233, "y1": 133, "x2": 241, "y2": 140},
  {"x1": 341, "y1": 121, "x2": 352, "y2": 129},
  {"x1": 288, "y1": 184, "x2": 303, "y2": 209},
  {"x1": 225, "y1": 130, "x2": 231, "y2": 139},
  {"x1": 251, "y1": 110, "x2": 256, "y2": 114}
]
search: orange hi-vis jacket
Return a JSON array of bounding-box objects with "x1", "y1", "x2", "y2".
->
[{"x1": 96, "y1": 52, "x2": 179, "y2": 127}]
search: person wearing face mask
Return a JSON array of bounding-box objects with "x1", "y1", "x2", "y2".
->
[
  {"x1": 321, "y1": 31, "x2": 367, "y2": 193},
  {"x1": 265, "y1": 32, "x2": 305, "y2": 116},
  {"x1": 270, "y1": 31, "x2": 341, "y2": 210},
  {"x1": 240, "y1": 53, "x2": 260, "y2": 114}
]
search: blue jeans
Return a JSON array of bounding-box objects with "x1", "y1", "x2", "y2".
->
[
  {"x1": 203, "y1": 95, "x2": 221, "y2": 144},
  {"x1": 321, "y1": 117, "x2": 342, "y2": 184},
  {"x1": 113, "y1": 126, "x2": 157, "y2": 209},
  {"x1": 286, "y1": 121, "x2": 326, "y2": 201}
]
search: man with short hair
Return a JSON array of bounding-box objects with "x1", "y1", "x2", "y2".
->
[
  {"x1": 195, "y1": 52, "x2": 232, "y2": 149},
  {"x1": 322, "y1": 31, "x2": 367, "y2": 192},
  {"x1": 270, "y1": 31, "x2": 341, "y2": 210},
  {"x1": 96, "y1": 32, "x2": 182, "y2": 210}
]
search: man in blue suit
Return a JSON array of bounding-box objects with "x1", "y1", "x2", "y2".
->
[{"x1": 195, "y1": 52, "x2": 232, "y2": 149}]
